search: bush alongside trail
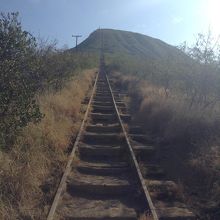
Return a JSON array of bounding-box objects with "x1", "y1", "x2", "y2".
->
[
  {"x1": 106, "y1": 30, "x2": 220, "y2": 220},
  {"x1": 108, "y1": 45, "x2": 220, "y2": 219},
  {"x1": 0, "y1": 69, "x2": 96, "y2": 219},
  {"x1": 0, "y1": 12, "x2": 98, "y2": 149},
  {"x1": 0, "y1": 12, "x2": 98, "y2": 219}
]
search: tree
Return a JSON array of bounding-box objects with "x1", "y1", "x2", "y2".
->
[
  {"x1": 0, "y1": 12, "x2": 42, "y2": 148},
  {"x1": 178, "y1": 31, "x2": 220, "y2": 109}
]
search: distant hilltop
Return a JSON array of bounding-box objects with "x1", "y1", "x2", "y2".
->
[{"x1": 72, "y1": 28, "x2": 188, "y2": 61}]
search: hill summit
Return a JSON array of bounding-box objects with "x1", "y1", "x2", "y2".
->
[{"x1": 76, "y1": 29, "x2": 186, "y2": 60}]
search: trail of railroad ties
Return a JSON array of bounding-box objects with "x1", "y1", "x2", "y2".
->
[{"x1": 47, "y1": 59, "x2": 196, "y2": 220}]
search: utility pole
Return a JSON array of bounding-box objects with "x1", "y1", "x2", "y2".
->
[{"x1": 72, "y1": 35, "x2": 82, "y2": 51}]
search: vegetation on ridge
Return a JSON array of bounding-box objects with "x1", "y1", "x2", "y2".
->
[
  {"x1": 0, "y1": 12, "x2": 98, "y2": 219},
  {"x1": 107, "y1": 31, "x2": 220, "y2": 219},
  {"x1": 0, "y1": 12, "x2": 98, "y2": 149},
  {"x1": 1, "y1": 12, "x2": 220, "y2": 219}
]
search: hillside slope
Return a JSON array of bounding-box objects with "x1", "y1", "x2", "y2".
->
[{"x1": 76, "y1": 29, "x2": 188, "y2": 61}]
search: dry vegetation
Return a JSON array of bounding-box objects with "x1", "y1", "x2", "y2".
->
[
  {"x1": 107, "y1": 31, "x2": 220, "y2": 219},
  {"x1": 110, "y1": 71, "x2": 220, "y2": 219},
  {"x1": 0, "y1": 69, "x2": 96, "y2": 220}
]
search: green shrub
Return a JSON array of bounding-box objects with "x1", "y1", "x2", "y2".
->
[
  {"x1": 0, "y1": 12, "x2": 42, "y2": 148},
  {"x1": 0, "y1": 12, "x2": 99, "y2": 149}
]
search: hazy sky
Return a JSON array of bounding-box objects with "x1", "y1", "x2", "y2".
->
[{"x1": 1, "y1": 0, "x2": 219, "y2": 48}]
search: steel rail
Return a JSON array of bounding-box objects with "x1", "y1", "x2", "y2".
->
[
  {"x1": 47, "y1": 71, "x2": 99, "y2": 220},
  {"x1": 47, "y1": 68, "x2": 159, "y2": 220},
  {"x1": 105, "y1": 73, "x2": 159, "y2": 220}
]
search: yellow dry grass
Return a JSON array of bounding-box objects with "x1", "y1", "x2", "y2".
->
[{"x1": 0, "y1": 69, "x2": 96, "y2": 220}]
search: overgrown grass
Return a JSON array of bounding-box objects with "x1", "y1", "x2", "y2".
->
[
  {"x1": 110, "y1": 71, "x2": 220, "y2": 219},
  {"x1": 0, "y1": 69, "x2": 96, "y2": 220}
]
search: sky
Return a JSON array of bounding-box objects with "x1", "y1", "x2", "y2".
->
[{"x1": 1, "y1": 0, "x2": 219, "y2": 48}]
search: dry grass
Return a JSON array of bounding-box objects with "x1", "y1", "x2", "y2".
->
[
  {"x1": 110, "y1": 71, "x2": 220, "y2": 219},
  {"x1": 0, "y1": 69, "x2": 96, "y2": 220}
]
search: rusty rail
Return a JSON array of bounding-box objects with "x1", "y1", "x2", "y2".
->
[
  {"x1": 47, "y1": 68, "x2": 159, "y2": 220},
  {"x1": 47, "y1": 71, "x2": 99, "y2": 220},
  {"x1": 105, "y1": 73, "x2": 159, "y2": 220}
]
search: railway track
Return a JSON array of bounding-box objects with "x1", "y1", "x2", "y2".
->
[{"x1": 47, "y1": 62, "x2": 196, "y2": 220}]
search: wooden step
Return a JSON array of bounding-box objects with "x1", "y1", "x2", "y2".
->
[
  {"x1": 96, "y1": 88, "x2": 109, "y2": 92},
  {"x1": 92, "y1": 105, "x2": 114, "y2": 114},
  {"x1": 76, "y1": 161, "x2": 129, "y2": 175},
  {"x1": 86, "y1": 124, "x2": 121, "y2": 133},
  {"x1": 95, "y1": 93, "x2": 111, "y2": 97},
  {"x1": 95, "y1": 90, "x2": 110, "y2": 94},
  {"x1": 82, "y1": 133, "x2": 124, "y2": 145},
  {"x1": 67, "y1": 172, "x2": 133, "y2": 196},
  {"x1": 90, "y1": 113, "x2": 117, "y2": 124},
  {"x1": 94, "y1": 96, "x2": 113, "y2": 102},
  {"x1": 78, "y1": 144, "x2": 124, "y2": 159},
  {"x1": 90, "y1": 113, "x2": 116, "y2": 120},
  {"x1": 92, "y1": 105, "x2": 114, "y2": 111},
  {"x1": 56, "y1": 193, "x2": 138, "y2": 220},
  {"x1": 92, "y1": 101, "x2": 113, "y2": 106},
  {"x1": 96, "y1": 90, "x2": 109, "y2": 93}
]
